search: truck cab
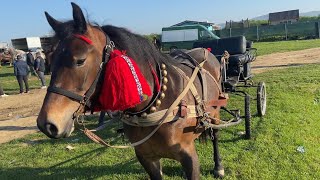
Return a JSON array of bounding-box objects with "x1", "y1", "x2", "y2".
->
[{"x1": 161, "y1": 24, "x2": 220, "y2": 52}]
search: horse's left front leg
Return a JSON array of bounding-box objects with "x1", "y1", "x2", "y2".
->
[
  {"x1": 211, "y1": 128, "x2": 224, "y2": 178},
  {"x1": 136, "y1": 153, "x2": 162, "y2": 180},
  {"x1": 179, "y1": 143, "x2": 200, "y2": 180}
]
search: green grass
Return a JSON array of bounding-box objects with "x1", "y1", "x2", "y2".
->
[
  {"x1": 253, "y1": 39, "x2": 320, "y2": 56},
  {"x1": 0, "y1": 66, "x2": 49, "y2": 94},
  {"x1": 1, "y1": 64, "x2": 320, "y2": 179}
]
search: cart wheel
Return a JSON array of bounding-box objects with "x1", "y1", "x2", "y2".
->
[
  {"x1": 257, "y1": 82, "x2": 267, "y2": 116},
  {"x1": 245, "y1": 94, "x2": 251, "y2": 139}
]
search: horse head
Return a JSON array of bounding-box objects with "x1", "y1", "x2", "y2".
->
[{"x1": 37, "y1": 2, "x2": 107, "y2": 138}]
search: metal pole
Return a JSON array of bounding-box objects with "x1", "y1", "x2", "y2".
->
[
  {"x1": 256, "y1": 25, "x2": 259, "y2": 41},
  {"x1": 285, "y1": 23, "x2": 288, "y2": 40},
  {"x1": 316, "y1": 22, "x2": 320, "y2": 38},
  {"x1": 318, "y1": 22, "x2": 320, "y2": 38}
]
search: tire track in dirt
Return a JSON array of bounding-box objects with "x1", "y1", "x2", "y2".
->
[{"x1": 252, "y1": 47, "x2": 320, "y2": 73}]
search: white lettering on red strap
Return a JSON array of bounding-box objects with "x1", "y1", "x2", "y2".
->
[{"x1": 121, "y1": 55, "x2": 143, "y2": 101}]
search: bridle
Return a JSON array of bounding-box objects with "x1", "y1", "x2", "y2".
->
[
  {"x1": 46, "y1": 27, "x2": 162, "y2": 121},
  {"x1": 47, "y1": 28, "x2": 114, "y2": 120}
]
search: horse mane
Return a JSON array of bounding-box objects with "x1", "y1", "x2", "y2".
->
[
  {"x1": 101, "y1": 25, "x2": 175, "y2": 66},
  {"x1": 51, "y1": 20, "x2": 176, "y2": 69}
]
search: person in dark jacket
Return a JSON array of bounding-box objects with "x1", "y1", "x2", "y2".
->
[
  {"x1": 26, "y1": 49, "x2": 38, "y2": 78},
  {"x1": 14, "y1": 55, "x2": 29, "y2": 94},
  {"x1": 34, "y1": 52, "x2": 46, "y2": 89}
]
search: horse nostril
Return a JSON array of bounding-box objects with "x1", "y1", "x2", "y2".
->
[{"x1": 45, "y1": 123, "x2": 59, "y2": 137}]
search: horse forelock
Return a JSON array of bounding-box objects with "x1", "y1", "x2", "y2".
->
[{"x1": 52, "y1": 20, "x2": 93, "y2": 41}]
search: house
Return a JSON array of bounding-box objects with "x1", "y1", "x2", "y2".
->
[
  {"x1": 269, "y1": 9, "x2": 299, "y2": 25},
  {"x1": 225, "y1": 19, "x2": 250, "y2": 29}
]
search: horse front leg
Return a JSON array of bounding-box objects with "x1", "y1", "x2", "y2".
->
[
  {"x1": 136, "y1": 153, "x2": 162, "y2": 180},
  {"x1": 179, "y1": 144, "x2": 200, "y2": 180},
  {"x1": 211, "y1": 128, "x2": 224, "y2": 178}
]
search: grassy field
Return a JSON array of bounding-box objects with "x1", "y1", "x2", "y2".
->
[
  {"x1": 1, "y1": 40, "x2": 320, "y2": 179},
  {"x1": 0, "y1": 66, "x2": 50, "y2": 95},
  {"x1": 1, "y1": 64, "x2": 320, "y2": 179},
  {"x1": 253, "y1": 39, "x2": 320, "y2": 56}
]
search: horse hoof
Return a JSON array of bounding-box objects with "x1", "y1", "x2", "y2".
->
[{"x1": 213, "y1": 168, "x2": 224, "y2": 178}]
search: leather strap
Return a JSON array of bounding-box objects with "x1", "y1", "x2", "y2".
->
[{"x1": 202, "y1": 50, "x2": 209, "y2": 102}]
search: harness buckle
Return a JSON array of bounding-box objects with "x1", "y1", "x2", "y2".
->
[{"x1": 105, "y1": 41, "x2": 115, "y2": 51}]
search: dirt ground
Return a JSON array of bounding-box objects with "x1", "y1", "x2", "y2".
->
[{"x1": 1, "y1": 47, "x2": 320, "y2": 144}]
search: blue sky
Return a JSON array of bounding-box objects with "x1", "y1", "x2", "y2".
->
[{"x1": 1, "y1": 0, "x2": 320, "y2": 43}]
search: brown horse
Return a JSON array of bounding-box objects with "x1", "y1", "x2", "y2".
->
[{"x1": 37, "y1": 3, "x2": 225, "y2": 179}]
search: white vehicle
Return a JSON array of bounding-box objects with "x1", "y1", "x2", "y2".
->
[
  {"x1": 11, "y1": 37, "x2": 42, "y2": 51},
  {"x1": 161, "y1": 24, "x2": 220, "y2": 52}
]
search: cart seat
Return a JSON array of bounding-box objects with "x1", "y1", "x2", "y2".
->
[
  {"x1": 193, "y1": 36, "x2": 247, "y2": 55},
  {"x1": 216, "y1": 50, "x2": 256, "y2": 66},
  {"x1": 193, "y1": 36, "x2": 256, "y2": 65}
]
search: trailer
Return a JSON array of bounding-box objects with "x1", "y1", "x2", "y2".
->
[{"x1": 11, "y1": 37, "x2": 42, "y2": 51}]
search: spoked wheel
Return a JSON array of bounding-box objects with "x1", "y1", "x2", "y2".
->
[
  {"x1": 244, "y1": 94, "x2": 251, "y2": 139},
  {"x1": 257, "y1": 82, "x2": 267, "y2": 117}
]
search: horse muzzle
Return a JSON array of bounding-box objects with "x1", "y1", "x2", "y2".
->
[{"x1": 37, "y1": 117, "x2": 75, "y2": 139}]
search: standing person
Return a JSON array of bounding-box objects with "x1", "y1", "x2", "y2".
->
[
  {"x1": 34, "y1": 52, "x2": 46, "y2": 89},
  {"x1": 153, "y1": 36, "x2": 161, "y2": 50},
  {"x1": 13, "y1": 55, "x2": 29, "y2": 94},
  {"x1": 26, "y1": 49, "x2": 38, "y2": 78},
  {"x1": 0, "y1": 83, "x2": 9, "y2": 97}
]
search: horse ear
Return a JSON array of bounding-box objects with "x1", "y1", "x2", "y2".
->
[
  {"x1": 71, "y1": 2, "x2": 87, "y2": 33},
  {"x1": 45, "y1": 11, "x2": 61, "y2": 32}
]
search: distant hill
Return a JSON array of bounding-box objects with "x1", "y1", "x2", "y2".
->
[
  {"x1": 251, "y1": 11, "x2": 320, "y2": 21},
  {"x1": 301, "y1": 11, "x2": 320, "y2": 17},
  {"x1": 216, "y1": 11, "x2": 320, "y2": 29}
]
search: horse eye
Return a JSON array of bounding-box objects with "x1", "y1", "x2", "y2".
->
[{"x1": 76, "y1": 59, "x2": 86, "y2": 66}]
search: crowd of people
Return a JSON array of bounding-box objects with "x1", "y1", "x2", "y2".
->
[{"x1": 0, "y1": 49, "x2": 47, "y2": 97}]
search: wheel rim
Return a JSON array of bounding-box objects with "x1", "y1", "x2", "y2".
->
[
  {"x1": 257, "y1": 82, "x2": 267, "y2": 116},
  {"x1": 260, "y1": 84, "x2": 266, "y2": 114}
]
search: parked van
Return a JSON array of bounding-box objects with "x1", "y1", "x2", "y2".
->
[{"x1": 161, "y1": 24, "x2": 220, "y2": 52}]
